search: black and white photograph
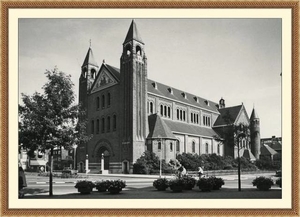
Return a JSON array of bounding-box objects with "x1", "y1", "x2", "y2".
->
[{"x1": 10, "y1": 7, "x2": 294, "y2": 212}]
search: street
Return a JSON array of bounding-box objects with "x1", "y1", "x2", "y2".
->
[{"x1": 21, "y1": 172, "x2": 281, "y2": 199}]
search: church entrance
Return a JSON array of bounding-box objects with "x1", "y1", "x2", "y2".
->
[{"x1": 122, "y1": 160, "x2": 129, "y2": 174}]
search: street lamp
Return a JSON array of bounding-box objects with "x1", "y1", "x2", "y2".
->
[
  {"x1": 236, "y1": 123, "x2": 247, "y2": 192},
  {"x1": 159, "y1": 138, "x2": 163, "y2": 178},
  {"x1": 72, "y1": 143, "x2": 78, "y2": 170}
]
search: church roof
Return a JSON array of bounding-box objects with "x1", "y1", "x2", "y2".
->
[
  {"x1": 123, "y1": 20, "x2": 144, "y2": 45},
  {"x1": 163, "y1": 119, "x2": 219, "y2": 138},
  {"x1": 82, "y1": 47, "x2": 98, "y2": 67},
  {"x1": 147, "y1": 79, "x2": 219, "y2": 113},
  {"x1": 147, "y1": 114, "x2": 177, "y2": 139},
  {"x1": 213, "y1": 105, "x2": 243, "y2": 127},
  {"x1": 105, "y1": 64, "x2": 120, "y2": 81},
  {"x1": 260, "y1": 144, "x2": 278, "y2": 155},
  {"x1": 250, "y1": 108, "x2": 259, "y2": 119}
]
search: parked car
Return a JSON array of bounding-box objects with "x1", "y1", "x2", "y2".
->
[{"x1": 62, "y1": 167, "x2": 78, "y2": 175}]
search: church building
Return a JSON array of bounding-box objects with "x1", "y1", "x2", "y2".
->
[{"x1": 77, "y1": 20, "x2": 260, "y2": 174}]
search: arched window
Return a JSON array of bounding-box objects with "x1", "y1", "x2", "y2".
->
[
  {"x1": 125, "y1": 44, "x2": 131, "y2": 56},
  {"x1": 192, "y1": 141, "x2": 195, "y2": 153},
  {"x1": 183, "y1": 111, "x2": 186, "y2": 121},
  {"x1": 191, "y1": 113, "x2": 193, "y2": 123},
  {"x1": 96, "y1": 97, "x2": 100, "y2": 109},
  {"x1": 91, "y1": 120, "x2": 94, "y2": 134},
  {"x1": 170, "y1": 142, "x2": 173, "y2": 151},
  {"x1": 177, "y1": 109, "x2": 179, "y2": 120},
  {"x1": 107, "y1": 93, "x2": 111, "y2": 107},
  {"x1": 101, "y1": 118, "x2": 105, "y2": 133},
  {"x1": 136, "y1": 45, "x2": 142, "y2": 55},
  {"x1": 205, "y1": 143, "x2": 209, "y2": 154},
  {"x1": 194, "y1": 114, "x2": 196, "y2": 123},
  {"x1": 107, "y1": 116, "x2": 110, "y2": 132},
  {"x1": 102, "y1": 95, "x2": 105, "y2": 108},
  {"x1": 96, "y1": 119, "x2": 99, "y2": 134},
  {"x1": 180, "y1": 110, "x2": 182, "y2": 120},
  {"x1": 160, "y1": 105, "x2": 163, "y2": 116},
  {"x1": 91, "y1": 69, "x2": 96, "y2": 79},
  {"x1": 150, "y1": 102, "x2": 153, "y2": 114},
  {"x1": 113, "y1": 115, "x2": 116, "y2": 131},
  {"x1": 158, "y1": 142, "x2": 161, "y2": 150},
  {"x1": 176, "y1": 140, "x2": 180, "y2": 152},
  {"x1": 196, "y1": 114, "x2": 199, "y2": 124},
  {"x1": 217, "y1": 144, "x2": 220, "y2": 154},
  {"x1": 164, "y1": 106, "x2": 167, "y2": 117},
  {"x1": 168, "y1": 107, "x2": 171, "y2": 118}
]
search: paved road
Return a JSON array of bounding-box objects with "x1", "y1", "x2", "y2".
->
[{"x1": 21, "y1": 172, "x2": 281, "y2": 199}]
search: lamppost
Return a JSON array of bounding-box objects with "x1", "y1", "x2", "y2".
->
[
  {"x1": 236, "y1": 123, "x2": 248, "y2": 192},
  {"x1": 159, "y1": 138, "x2": 163, "y2": 178},
  {"x1": 72, "y1": 143, "x2": 78, "y2": 170}
]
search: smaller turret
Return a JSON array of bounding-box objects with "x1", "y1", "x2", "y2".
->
[
  {"x1": 219, "y1": 98, "x2": 225, "y2": 109},
  {"x1": 250, "y1": 107, "x2": 260, "y2": 159}
]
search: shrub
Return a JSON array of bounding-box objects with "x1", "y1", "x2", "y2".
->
[
  {"x1": 182, "y1": 176, "x2": 196, "y2": 190},
  {"x1": 209, "y1": 176, "x2": 225, "y2": 190},
  {"x1": 107, "y1": 179, "x2": 126, "y2": 190},
  {"x1": 153, "y1": 178, "x2": 169, "y2": 190},
  {"x1": 255, "y1": 159, "x2": 281, "y2": 171},
  {"x1": 168, "y1": 178, "x2": 184, "y2": 192},
  {"x1": 95, "y1": 180, "x2": 110, "y2": 192},
  {"x1": 252, "y1": 176, "x2": 273, "y2": 191},
  {"x1": 235, "y1": 157, "x2": 257, "y2": 171},
  {"x1": 74, "y1": 180, "x2": 95, "y2": 190},
  {"x1": 197, "y1": 177, "x2": 214, "y2": 192}
]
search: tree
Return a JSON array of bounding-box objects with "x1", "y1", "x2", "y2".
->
[{"x1": 19, "y1": 67, "x2": 91, "y2": 196}]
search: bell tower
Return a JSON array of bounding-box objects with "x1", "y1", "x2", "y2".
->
[
  {"x1": 120, "y1": 20, "x2": 148, "y2": 163},
  {"x1": 79, "y1": 45, "x2": 99, "y2": 112}
]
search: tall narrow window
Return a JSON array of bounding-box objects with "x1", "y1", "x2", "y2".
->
[
  {"x1": 217, "y1": 144, "x2": 220, "y2": 154},
  {"x1": 170, "y1": 142, "x2": 173, "y2": 151},
  {"x1": 96, "y1": 119, "x2": 99, "y2": 134},
  {"x1": 113, "y1": 115, "x2": 116, "y2": 131},
  {"x1": 168, "y1": 107, "x2": 171, "y2": 118},
  {"x1": 191, "y1": 113, "x2": 193, "y2": 123},
  {"x1": 102, "y1": 95, "x2": 105, "y2": 108},
  {"x1": 183, "y1": 111, "x2": 186, "y2": 121},
  {"x1": 150, "y1": 102, "x2": 153, "y2": 114},
  {"x1": 160, "y1": 105, "x2": 163, "y2": 116},
  {"x1": 91, "y1": 120, "x2": 94, "y2": 134},
  {"x1": 192, "y1": 141, "x2": 195, "y2": 153},
  {"x1": 205, "y1": 143, "x2": 209, "y2": 153},
  {"x1": 101, "y1": 118, "x2": 105, "y2": 133},
  {"x1": 196, "y1": 114, "x2": 199, "y2": 124},
  {"x1": 164, "y1": 106, "x2": 167, "y2": 117},
  {"x1": 96, "y1": 97, "x2": 100, "y2": 110},
  {"x1": 107, "y1": 93, "x2": 111, "y2": 107},
  {"x1": 177, "y1": 109, "x2": 179, "y2": 120},
  {"x1": 203, "y1": 116, "x2": 206, "y2": 125},
  {"x1": 158, "y1": 142, "x2": 161, "y2": 150},
  {"x1": 176, "y1": 140, "x2": 180, "y2": 152},
  {"x1": 107, "y1": 116, "x2": 110, "y2": 132},
  {"x1": 180, "y1": 110, "x2": 182, "y2": 120}
]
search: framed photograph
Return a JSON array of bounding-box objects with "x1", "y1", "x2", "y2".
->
[{"x1": 1, "y1": 1, "x2": 299, "y2": 216}]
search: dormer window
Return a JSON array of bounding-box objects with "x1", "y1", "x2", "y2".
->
[
  {"x1": 182, "y1": 92, "x2": 187, "y2": 99},
  {"x1": 168, "y1": 87, "x2": 173, "y2": 94},
  {"x1": 152, "y1": 82, "x2": 157, "y2": 89},
  {"x1": 194, "y1": 97, "x2": 198, "y2": 102},
  {"x1": 205, "y1": 100, "x2": 210, "y2": 106}
]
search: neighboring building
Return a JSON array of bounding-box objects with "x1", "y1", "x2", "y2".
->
[
  {"x1": 261, "y1": 136, "x2": 282, "y2": 160},
  {"x1": 19, "y1": 148, "x2": 48, "y2": 172},
  {"x1": 77, "y1": 20, "x2": 260, "y2": 174},
  {"x1": 53, "y1": 147, "x2": 73, "y2": 170}
]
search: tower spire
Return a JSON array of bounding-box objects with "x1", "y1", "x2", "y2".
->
[{"x1": 123, "y1": 19, "x2": 144, "y2": 45}]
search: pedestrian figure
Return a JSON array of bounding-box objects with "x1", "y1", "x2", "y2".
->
[
  {"x1": 198, "y1": 166, "x2": 204, "y2": 178},
  {"x1": 178, "y1": 165, "x2": 187, "y2": 178}
]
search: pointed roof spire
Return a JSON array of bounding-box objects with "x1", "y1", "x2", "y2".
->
[
  {"x1": 82, "y1": 46, "x2": 98, "y2": 67},
  {"x1": 250, "y1": 107, "x2": 259, "y2": 119},
  {"x1": 123, "y1": 19, "x2": 144, "y2": 45}
]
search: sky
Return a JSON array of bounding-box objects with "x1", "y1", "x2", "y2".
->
[{"x1": 18, "y1": 18, "x2": 282, "y2": 138}]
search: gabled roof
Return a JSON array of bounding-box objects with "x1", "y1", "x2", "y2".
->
[
  {"x1": 147, "y1": 79, "x2": 219, "y2": 113},
  {"x1": 260, "y1": 144, "x2": 278, "y2": 155},
  {"x1": 163, "y1": 119, "x2": 219, "y2": 138},
  {"x1": 105, "y1": 64, "x2": 120, "y2": 81},
  {"x1": 239, "y1": 149, "x2": 256, "y2": 161},
  {"x1": 82, "y1": 47, "x2": 98, "y2": 67},
  {"x1": 147, "y1": 114, "x2": 177, "y2": 139},
  {"x1": 213, "y1": 105, "x2": 243, "y2": 127},
  {"x1": 263, "y1": 141, "x2": 282, "y2": 151},
  {"x1": 250, "y1": 108, "x2": 259, "y2": 119},
  {"x1": 123, "y1": 20, "x2": 144, "y2": 45}
]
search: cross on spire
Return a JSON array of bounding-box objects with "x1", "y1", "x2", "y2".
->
[{"x1": 89, "y1": 39, "x2": 92, "y2": 48}]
